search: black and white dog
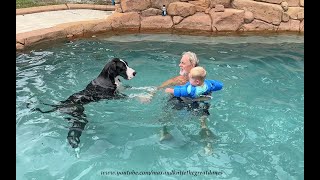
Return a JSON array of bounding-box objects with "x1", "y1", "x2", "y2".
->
[{"x1": 30, "y1": 58, "x2": 136, "y2": 148}]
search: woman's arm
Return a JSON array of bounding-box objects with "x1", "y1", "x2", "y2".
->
[
  {"x1": 157, "y1": 75, "x2": 188, "y2": 89},
  {"x1": 137, "y1": 75, "x2": 188, "y2": 103}
]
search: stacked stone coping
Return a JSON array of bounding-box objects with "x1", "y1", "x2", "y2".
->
[
  {"x1": 16, "y1": 4, "x2": 115, "y2": 15},
  {"x1": 16, "y1": 0, "x2": 304, "y2": 51}
]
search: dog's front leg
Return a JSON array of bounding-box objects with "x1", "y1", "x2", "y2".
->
[
  {"x1": 67, "y1": 117, "x2": 88, "y2": 149},
  {"x1": 64, "y1": 104, "x2": 88, "y2": 149}
]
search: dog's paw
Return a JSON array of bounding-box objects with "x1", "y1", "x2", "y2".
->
[
  {"x1": 160, "y1": 133, "x2": 173, "y2": 142},
  {"x1": 67, "y1": 131, "x2": 81, "y2": 149},
  {"x1": 159, "y1": 129, "x2": 173, "y2": 142},
  {"x1": 204, "y1": 142, "x2": 213, "y2": 155},
  {"x1": 74, "y1": 147, "x2": 81, "y2": 159},
  {"x1": 68, "y1": 136, "x2": 80, "y2": 148}
]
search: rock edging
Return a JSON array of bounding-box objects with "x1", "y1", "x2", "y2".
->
[{"x1": 16, "y1": 0, "x2": 304, "y2": 51}]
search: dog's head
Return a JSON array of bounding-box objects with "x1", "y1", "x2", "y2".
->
[{"x1": 101, "y1": 58, "x2": 136, "y2": 80}]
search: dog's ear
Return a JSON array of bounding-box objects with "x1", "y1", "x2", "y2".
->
[
  {"x1": 107, "y1": 61, "x2": 117, "y2": 77},
  {"x1": 110, "y1": 61, "x2": 117, "y2": 70}
]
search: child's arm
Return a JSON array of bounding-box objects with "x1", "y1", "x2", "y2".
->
[
  {"x1": 208, "y1": 80, "x2": 223, "y2": 91},
  {"x1": 165, "y1": 83, "x2": 192, "y2": 97}
]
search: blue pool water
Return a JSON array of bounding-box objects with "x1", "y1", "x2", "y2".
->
[{"x1": 16, "y1": 34, "x2": 304, "y2": 179}]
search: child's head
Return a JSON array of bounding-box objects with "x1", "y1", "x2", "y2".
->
[{"x1": 188, "y1": 66, "x2": 206, "y2": 86}]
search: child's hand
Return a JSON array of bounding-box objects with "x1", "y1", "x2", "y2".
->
[{"x1": 165, "y1": 88, "x2": 174, "y2": 94}]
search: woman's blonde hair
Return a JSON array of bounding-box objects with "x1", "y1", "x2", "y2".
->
[{"x1": 182, "y1": 51, "x2": 199, "y2": 67}]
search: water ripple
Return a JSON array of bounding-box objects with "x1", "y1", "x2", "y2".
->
[{"x1": 16, "y1": 34, "x2": 304, "y2": 180}]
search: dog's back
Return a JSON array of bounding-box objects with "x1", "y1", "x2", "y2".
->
[{"x1": 62, "y1": 83, "x2": 116, "y2": 105}]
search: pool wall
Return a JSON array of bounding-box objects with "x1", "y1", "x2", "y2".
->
[{"x1": 16, "y1": 0, "x2": 304, "y2": 51}]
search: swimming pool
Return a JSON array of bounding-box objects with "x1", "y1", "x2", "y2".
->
[{"x1": 16, "y1": 34, "x2": 304, "y2": 179}]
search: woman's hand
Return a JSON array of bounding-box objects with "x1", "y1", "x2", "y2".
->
[
  {"x1": 136, "y1": 93, "x2": 153, "y2": 103},
  {"x1": 136, "y1": 88, "x2": 157, "y2": 103}
]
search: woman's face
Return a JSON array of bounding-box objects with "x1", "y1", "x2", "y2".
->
[{"x1": 179, "y1": 55, "x2": 194, "y2": 76}]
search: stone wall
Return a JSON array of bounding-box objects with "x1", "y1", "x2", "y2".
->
[
  {"x1": 16, "y1": 0, "x2": 304, "y2": 51},
  {"x1": 112, "y1": 0, "x2": 304, "y2": 33}
]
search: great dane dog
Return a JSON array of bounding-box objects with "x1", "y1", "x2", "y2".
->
[{"x1": 29, "y1": 58, "x2": 136, "y2": 149}]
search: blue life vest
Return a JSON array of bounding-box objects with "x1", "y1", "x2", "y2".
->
[{"x1": 173, "y1": 80, "x2": 223, "y2": 99}]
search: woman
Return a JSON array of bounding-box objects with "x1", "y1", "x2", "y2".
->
[
  {"x1": 142, "y1": 51, "x2": 213, "y2": 102},
  {"x1": 157, "y1": 51, "x2": 199, "y2": 89},
  {"x1": 138, "y1": 51, "x2": 199, "y2": 103}
]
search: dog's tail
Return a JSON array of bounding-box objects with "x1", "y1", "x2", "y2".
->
[{"x1": 26, "y1": 101, "x2": 59, "y2": 113}]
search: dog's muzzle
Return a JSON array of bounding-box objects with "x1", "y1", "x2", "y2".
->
[{"x1": 126, "y1": 67, "x2": 136, "y2": 80}]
